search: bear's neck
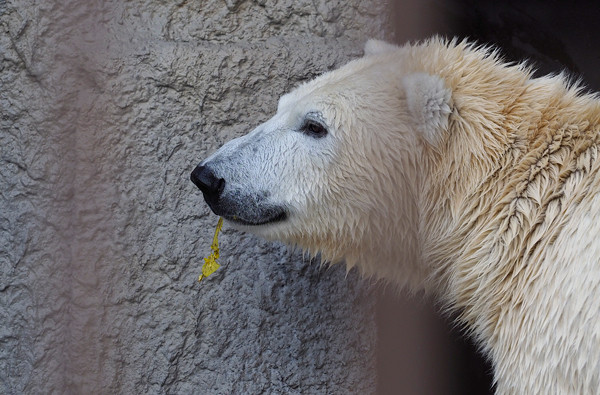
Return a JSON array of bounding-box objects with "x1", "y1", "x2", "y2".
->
[{"x1": 419, "y1": 46, "x2": 600, "y2": 353}]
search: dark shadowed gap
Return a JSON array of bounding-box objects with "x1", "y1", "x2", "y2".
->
[{"x1": 376, "y1": 288, "x2": 494, "y2": 395}]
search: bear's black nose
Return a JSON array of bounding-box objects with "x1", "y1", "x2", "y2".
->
[{"x1": 190, "y1": 165, "x2": 225, "y2": 201}]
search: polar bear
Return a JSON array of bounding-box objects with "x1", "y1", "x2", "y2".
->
[{"x1": 190, "y1": 38, "x2": 600, "y2": 393}]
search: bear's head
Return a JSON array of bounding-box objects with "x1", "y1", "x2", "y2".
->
[{"x1": 191, "y1": 40, "x2": 452, "y2": 282}]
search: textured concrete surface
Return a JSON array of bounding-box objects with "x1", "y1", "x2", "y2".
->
[{"x1": 0, "y1": 1, "x2": 385, "y2": 393}]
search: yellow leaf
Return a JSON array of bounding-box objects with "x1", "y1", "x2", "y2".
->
[{"x1": 198, "y1": 217, "x2": 224, "y2": 282}]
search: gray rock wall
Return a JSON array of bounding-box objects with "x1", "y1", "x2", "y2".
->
[{"x1": 0, "y1": 0, "x2": 386, "y2": 393}]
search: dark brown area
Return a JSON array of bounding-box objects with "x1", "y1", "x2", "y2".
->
[{"x1": 376, "y1": 289, "x2": 494, "y2": 395}]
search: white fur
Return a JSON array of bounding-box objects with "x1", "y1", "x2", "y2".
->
[{"x1": 199, "y1": 38, "x2": 600, "y2": 394}]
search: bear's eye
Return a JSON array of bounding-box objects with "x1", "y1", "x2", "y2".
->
[{"x1": 300, "y1": 119, "x2": 328, "y2": 138}]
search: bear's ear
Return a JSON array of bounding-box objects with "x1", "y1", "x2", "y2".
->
[
  {"x1": 402, "y1": 72, "x2": 452, "y2": 147},
  {"x1": 364, "y1": 39, "x2": 398, "y2": 56}
]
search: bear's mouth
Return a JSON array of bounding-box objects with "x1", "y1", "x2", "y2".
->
[
  {"x1": 223, "y1": 210, "x2": 287, "y2": 226},
  {"x1": 202, "y1": 191, "x2": 288, "y2": 227}
]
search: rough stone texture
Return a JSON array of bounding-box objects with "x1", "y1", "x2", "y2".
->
[{"x1": 0, "y1": 1, "x2": 385, "y2": 393}]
